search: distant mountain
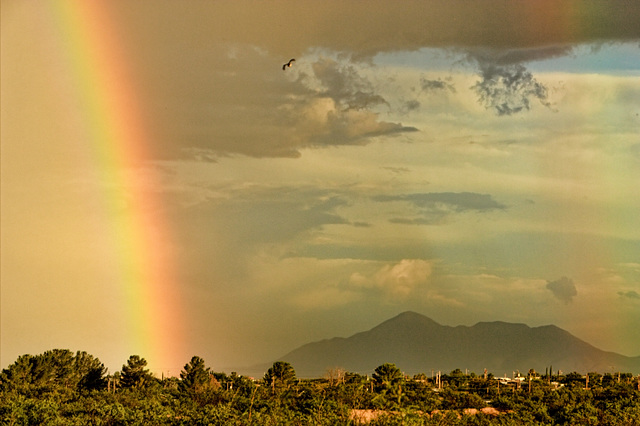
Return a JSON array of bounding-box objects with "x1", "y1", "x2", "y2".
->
[{"x1": 276, "y1": 311, "x2": 640, "y2": 378}]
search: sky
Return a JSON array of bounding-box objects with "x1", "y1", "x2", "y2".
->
[{"x1": 2, "y1": 0, "x2": 639, "y2": 377}]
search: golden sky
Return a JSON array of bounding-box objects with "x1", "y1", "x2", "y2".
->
[{"x1": 2, "y1": 0, "x2": 639, "y2": 375}]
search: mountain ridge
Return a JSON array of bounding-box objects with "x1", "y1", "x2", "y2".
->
[{"x1": 275, "y1": 311, "x2": 640, "y2": 378}]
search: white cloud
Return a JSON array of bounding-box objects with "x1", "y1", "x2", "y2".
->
[{"x1": 350, "y1": 259, "x2": 433, "y2": 299}]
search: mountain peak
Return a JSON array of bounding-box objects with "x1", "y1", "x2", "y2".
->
[
  {"x1": 370, "y1": 311, "x2": 442, "y2": 336},
  {"x1": 277, "y1": 312, "x2": 640, "y2": 378},
  {"x1": 387, "y1": 311, "x2": 440, "y2": 325}
]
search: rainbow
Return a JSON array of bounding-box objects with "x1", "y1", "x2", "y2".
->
[{"x1": 43, "y1": 1, "x2": 186, "y2": 374}]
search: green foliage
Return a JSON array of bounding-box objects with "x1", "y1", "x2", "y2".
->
[
  {"x1": 0, "y1": 349, "x2": 107, "y2": 394},
  {"x1": 373, "y1": 363, "x2": 404, "y2": 388},
  {"x1": 372, "y1": 363, "x2": 405, "y2": 409},
  {"x1": 440, "y1": 387, "x2": 486, "y2": 410},
  {"x1": 263, "y1": 361, "x2": 297, "y2": 394},
  {"x1": 120, "y1": 355, "x2": 156, "y2": 389},
  {"x1": 179, "y1": 355, "x2": 211, "y2": 395},
  {"x1": 2, "y1": 349, "x2": 640, "y2": 425}
]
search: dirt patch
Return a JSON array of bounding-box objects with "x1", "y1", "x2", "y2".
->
[{"x1": 350, "y1": 407, "x2": 503, "y2": 424}]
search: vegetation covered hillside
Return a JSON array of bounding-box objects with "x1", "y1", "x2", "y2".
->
[{"x1": 2, "y1": 349, "x2": 640, "y2": 425}]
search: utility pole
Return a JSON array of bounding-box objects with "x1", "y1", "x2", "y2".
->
[{"x1": 585, "y1": 374, "x2": 589, "y2": 390}]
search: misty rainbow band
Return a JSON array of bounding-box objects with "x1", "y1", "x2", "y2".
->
[{"x1": 46, "y1": 1, "x2": 185, "y2": 374}]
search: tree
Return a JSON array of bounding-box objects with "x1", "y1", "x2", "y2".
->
[
  {"x1": 372, "y1": 363, "x2": 403, "y2": 389},
  {"x1": 29, "y1": 349, "x2": 74, "y2": 389},
  {"x1": 446, "y1": 368, "x2": 468, "y2": 388},
  {"x1": 0, "y1": 350, "x2": 106, "y2": 392},
  {"x1": 0, "y1": 354, "x2": 34, "y2": 391},
  {"x1": 120, "y1": 355, "x2": 154, "y2": 389},
  {"x1": 74, "y1": 351, "x2": 107, "y2": 391},
  {"x1": 372, "y1": 363, "x2": 404, "y2": 408},
  {"x1": 264, "y1": 361, "x2": 296, "y2": 393},
  {"x1": 179, "y1": 356, "x2": 211, "y2": 393}
]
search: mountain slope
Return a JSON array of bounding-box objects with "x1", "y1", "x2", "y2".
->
[{"x1": 277, "y1": 311, "x2": 640, "y2": 378}]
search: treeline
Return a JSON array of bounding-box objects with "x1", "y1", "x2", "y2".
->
[{"x1": 1, "y1": 349, "x2": 640, "y2": 425}]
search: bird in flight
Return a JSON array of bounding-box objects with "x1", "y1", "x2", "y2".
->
[{"x1": 282, "y1": 58, "x2": 295, "y2": 70}]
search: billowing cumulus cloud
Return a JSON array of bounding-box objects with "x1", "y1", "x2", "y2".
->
[
  {"x1": 294, "y1": 58, "x2": 418, "y2": 148},
  {"x1": 350, "y1": 259, "x2": 433, "y2": 299},
  {"x1": 546, "y1": 276, "x2": 578, "y2": 304}
]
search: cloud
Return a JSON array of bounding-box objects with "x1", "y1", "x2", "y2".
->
[
  {"x1": 173, "y1": 186, "x2": 353, "y2": 284},
  {"x1": 350, "y1": 259, "x2": 433, "y2": 298},
  {"x1": 401, "y1": 99, "x2": 421, "y2": 113},
  {"x1": 290, "y1": 285, "x2": 360, "y2": 310},
  {"x1": 457, "y1": 46, "x2": 575, "y2": 115},
  {"x1": 52, "y1": 2, "x2": 638, "y2": 160},
  {"x1": 375, "y1": 192, "x2": 506, "y2": 211},
  {"x1": 469, "y1": 46, "x2": 575, "y2": 66},
  {"x1": 311, "y1": 58, "x2": 388, "y2": 110},
  {"x1": 188, "y1": 2, "x2": 640, "y2": 58},
  {"x1": 546, "y1": 276, "x2": 578, "y2": 304},
  {"x1": 351, "y1": 221, "x2": 372, "y2": 228},
  {"x1": 374, "y1": 192, "x2": 506, "y2": 224},
  {"x1": 618, "y1": 290, "x2": 640, "y2": 300},
  {"x1": 382, "y1": 166, "x2": 411, "y2": 175},
  {"x1": 295, "y1": 58, "x2": 418, "y2": 148},
  {"x1": 471, "y1": 61, "x2": 552, "y2": 116},
  {"x1": 420, "y1": 77, "x2": 456, "y2": 94}
]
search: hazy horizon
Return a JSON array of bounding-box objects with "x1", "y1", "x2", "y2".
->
[{"x1": 2, "y1": 1, "x2": 639, "y2": 377}]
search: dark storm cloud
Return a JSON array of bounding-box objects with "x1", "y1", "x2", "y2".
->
[
  {"x1": 98, "y1": 1, "x2": 640, "y2": 159},
  {"x1": 469, "y1": 46, "x2": 575, "y2": 67},
  {"x1": 546, "y1": 276, "x2": 578, "y2": 304},
  {"x1": 374, "y1": 192, "x2": 506, "y2": 224},
  {"x1": 200, "y1": 1, "x2": 640, "y2": 58}
]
